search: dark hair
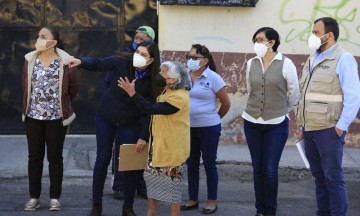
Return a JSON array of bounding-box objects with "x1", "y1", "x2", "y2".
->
[
  {"x1": 191, "y1": 44, "x2": 217, "y2": 72},
  {"x1": 134, "y1": 41, "x2": 162, "y2": 100},
  {"x1": 252, "y1": 27, "x2": 280, "y2": 52},
  {"x1": 314, "y1": 17, "x2": 339, "y2": 41},
  {"x1": 42, "y1": 26, "x2": 64, "y2": 49}
]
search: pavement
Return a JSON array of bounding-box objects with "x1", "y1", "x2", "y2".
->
[{"x1": 0, "y1": 135, "x2": 359, "y2": 216}]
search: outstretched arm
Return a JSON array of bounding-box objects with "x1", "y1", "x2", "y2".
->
[
  {"x1": 67, "y1": 56, "x2": 121, "y2": 72},
  {"x1": 118, "y1": 77, "x2": 179, "y2": 115}
]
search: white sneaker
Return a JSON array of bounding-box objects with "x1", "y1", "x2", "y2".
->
[
  {"x1": 49, "y1": 199, "x2": 61, "y2": 211},
  {"x1": 24, "y1": 198, "x2": 40, "y2": 211}
]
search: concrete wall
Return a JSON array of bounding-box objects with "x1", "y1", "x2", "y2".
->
[{"x1": 158, "y1": 0, "x2": 360, "y2": 147}]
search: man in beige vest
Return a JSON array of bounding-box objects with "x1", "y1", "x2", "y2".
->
[{"x1": 296, "y1": 17, "x2": 360, "y2": 216}]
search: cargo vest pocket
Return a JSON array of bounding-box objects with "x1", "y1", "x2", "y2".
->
[
  {"x1": 305, "y1": 103, "x2": 330, "y2": 127},
  {"x1": 309, "y1": 75, "x2": 333, "y2": 94}
]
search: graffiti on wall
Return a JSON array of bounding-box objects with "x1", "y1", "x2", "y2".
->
[{"x1": 280, "y1": 0, "x2": 360, "y2": 47}]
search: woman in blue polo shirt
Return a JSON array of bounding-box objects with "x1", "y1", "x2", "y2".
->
[{"x1": 181, "y1": 44, "x2": 230, "y2": 214}]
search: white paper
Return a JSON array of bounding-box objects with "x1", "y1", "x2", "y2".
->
[{"x1": 296, "y1": 139, "x2": 310, "y2": 169}]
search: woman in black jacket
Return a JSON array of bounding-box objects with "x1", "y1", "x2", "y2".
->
[{"x1": 68, "y1": 41, "x2": 161, "y2": 216}]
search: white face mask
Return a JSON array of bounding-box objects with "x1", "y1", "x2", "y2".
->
[
  {"x1": 308, "y1": 33, "x2": 328, "y2": 50},
  {"x1": 133, "y1": 53, "x2": 147, "y2": 68},
  {"x1": 253, "y1": 42, "x2": 270, "y2": 57},
  {"x1": 187, "y1": 59, "x2": 201, "y2": 71},
  {"x1": 35, "y1": 38, "x2": 54, "y2": 51}
]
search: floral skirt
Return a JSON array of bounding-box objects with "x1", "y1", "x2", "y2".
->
[{"x1": 143, "y1": 162, "x2": 183, "y2": 203}]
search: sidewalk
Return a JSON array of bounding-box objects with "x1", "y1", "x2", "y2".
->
[
  {"x1": 1, "y1": 135, "x2": 360, "y2": 179},
  {"x1": 0, "y1": 135, "x2": 359, "y2": 216}
]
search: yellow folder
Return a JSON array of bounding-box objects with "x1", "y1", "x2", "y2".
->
[{"x1": 118, "y1": 144, "x2": 149, "y2": 171}]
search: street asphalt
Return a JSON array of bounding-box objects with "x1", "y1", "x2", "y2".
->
[{"x1": 0, "y1": 135, "x2": 359, "y2": 216}]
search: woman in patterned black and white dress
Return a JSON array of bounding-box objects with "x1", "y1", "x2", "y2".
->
[
  {"x1": 22, "y1": 26, "x2": 78, "y2": 211},
  {"x1": 118, "y1": 61, "x2": 191, "y2": 216}
]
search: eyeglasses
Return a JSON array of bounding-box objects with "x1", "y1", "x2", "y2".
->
[
  {"x1": 186, "y1": 55, "x2": 206, "y2": 60},
  {"x1": 252, "y1": 37, "x2": 269, "y2": 43}
]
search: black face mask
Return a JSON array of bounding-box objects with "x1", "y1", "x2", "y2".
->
[{"x1": 155, "y1": 73, "x2": 167, "y2": 87}]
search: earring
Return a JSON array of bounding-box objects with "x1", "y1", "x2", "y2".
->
[{"x1": 269, "y1": 47, "x2": 273, "y2": 52}]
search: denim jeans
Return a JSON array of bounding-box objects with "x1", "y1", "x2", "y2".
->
[
  {"x1": 244, "y1": 118, "x2": 289, "y2": 216},
  {"x1": 304, "y1": 127, "x2": 347, "y2": 216},
  {"x1": 92, "y1": 112, "x2": 143, "y2": 206},
  {"x1": 186, "y1": 124, "x2": 221, "y2": 201},
  {"x1": 25, "y1": 117, "x2": 67, "y2": 199}
]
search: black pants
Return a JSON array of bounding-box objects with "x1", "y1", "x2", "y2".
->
[{"x1": 25, "y1": 117, "x2": 67, "y2": 199}]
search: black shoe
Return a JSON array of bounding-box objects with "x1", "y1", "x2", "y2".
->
[
  {"x1": 90, "y1": 203, "x2": 102, "y2": 216},
  {"x1": 113, "y1": 191, "x2": 124, "y2": 200},
  {"x1": 202, "y1": 205, "x2": 217, "y2": 214},
  {"x1": 180, "y1": 202, "x2": 199, "y2": 211},
  {"x1": 122, "y1": 205, "x2": 136, "y2": 216}
]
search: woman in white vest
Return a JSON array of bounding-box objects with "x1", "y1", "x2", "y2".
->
[{"x1": 242, "y1": 27, "x2": 300, "y2": 216}]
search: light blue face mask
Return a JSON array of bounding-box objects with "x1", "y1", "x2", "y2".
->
[{"x1": 187, "y1": 59, "x2": 201, "y2": 71}]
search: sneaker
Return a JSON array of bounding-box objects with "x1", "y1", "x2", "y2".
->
[
  {"x1": 49, "y1": 199, "x2": 61, "y2": 211},
  {"x1": 24, "y1": 198, "x2": 40, "y2": 211}
]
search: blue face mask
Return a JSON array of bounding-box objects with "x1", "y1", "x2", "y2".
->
[
  {"x1": 187, "y1": 59, "x2": 201, "y2": 72},
  {"x1": 132, "y1": 42, "x2": 139, "y2": 51}
]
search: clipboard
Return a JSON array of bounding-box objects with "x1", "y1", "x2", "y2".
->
[{"x1": 118, "y1": 144, "x2": 148, "y2": 171}]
